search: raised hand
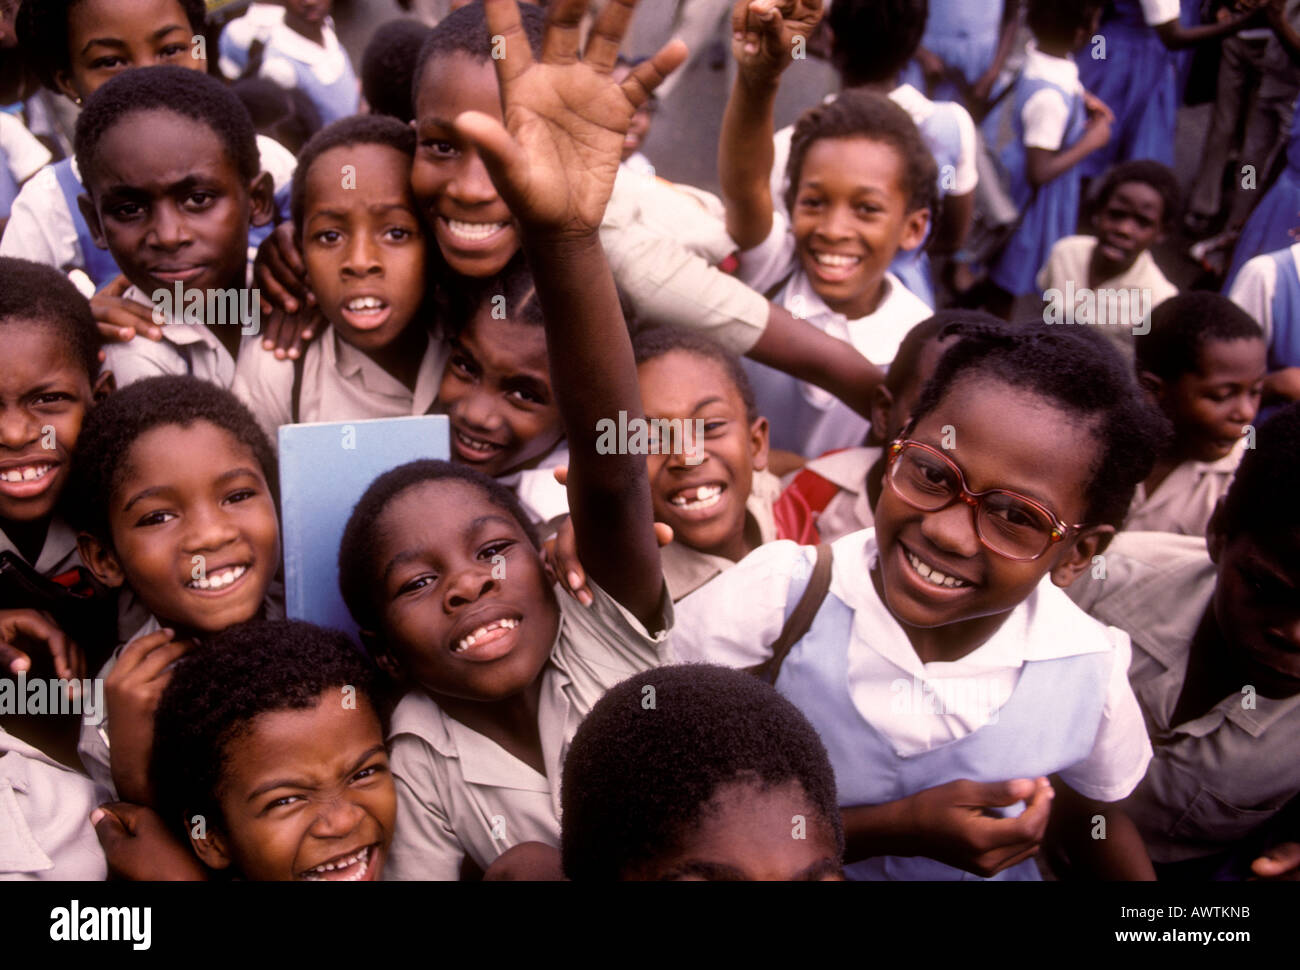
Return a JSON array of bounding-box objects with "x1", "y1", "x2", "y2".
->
[
  {"x1": 731, "y1": 0, "x2": 825, "y2": 82},
  {"x1": 451, "y1": 0, "x2": 686, "y2": 238}
]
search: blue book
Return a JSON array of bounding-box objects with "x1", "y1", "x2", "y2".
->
[{"x1": 278, "y1": 415, "x2": 450, "y2": 644}]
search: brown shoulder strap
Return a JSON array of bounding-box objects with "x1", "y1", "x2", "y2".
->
[{"x1": 753, "y1": 542, "x2": 833, "y2": 685}]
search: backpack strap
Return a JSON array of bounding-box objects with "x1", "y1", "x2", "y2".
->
[
  {"x1": 750, "y1": 542, "x2": 833, "y2": 686},
  {"x1": 291, "y1": 351, "x2": 306, "y2": 424}
]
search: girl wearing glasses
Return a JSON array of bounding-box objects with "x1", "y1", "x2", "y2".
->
[{"x1": 675, "y1": 319, "x2": 1171, "y2": 880}]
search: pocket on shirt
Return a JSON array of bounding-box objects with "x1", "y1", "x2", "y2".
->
[{"x1": 1170, "y1": 784, "x2": 1286, "y2": 846}]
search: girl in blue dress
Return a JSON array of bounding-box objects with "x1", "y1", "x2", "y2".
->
[
  {"x1": 903, "y1": 0, "x2": 1019, "y2": 106},
  {"x1": 987, "y1": 1, "x2": 1112, "y2": 307}
]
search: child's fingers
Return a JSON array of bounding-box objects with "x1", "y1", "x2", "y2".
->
[
  {"x1": 1, "y1": 640, "x2": 31, "y2": 674},
  {"x1": 94, "y1": 273, "x2": 132, "y2": 299},
  {"x1": 452, "y1": 110, "x2": 530, "y2": 206},
  {"x1": 541, "y1": 0, "x2": 586, "y2": 65},
  {"x1": 125, "y1": 638, "x2": 192, "y2": 684},
  {"x1": 112, "y1": 629, "x2": 180, "y2": 674},
  {"x1": 481, "y1": 0, "x2": 536, "y2": 83},
  {"x1": 93, "y1": 301, "x2": 161, "y2": 342},
  {"x1": 584, "y1": 0, "x2": 638, "y2": 72},
  {"x1": 1251, "y1": 841, "x2": 1300, "y2": 879},
  {"x1": 0, "y1": 610, "x2": 70, "y2": 676},
  {"x1": 653, "y1": 521, "x2": 674, "y2": 548},
  {"x1": 621, "y1": 39, "x2": 688, "y2": 110},
  {"x1": 982, "y1": 842, "x2": 1040, "y2": 876}
]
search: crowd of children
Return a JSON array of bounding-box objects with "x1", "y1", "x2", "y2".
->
[{"x1": 2, "y1": 0, "x2": 1299, "y2": 884}]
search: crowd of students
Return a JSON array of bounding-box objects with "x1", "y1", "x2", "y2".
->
[{"x1": 1, "y1": 0, "x2": 1298, "y2": 883}]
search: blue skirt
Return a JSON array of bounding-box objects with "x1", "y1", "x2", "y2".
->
[{"x1": 1224, "y1": 167, "x2": 1300, "y2": 290}]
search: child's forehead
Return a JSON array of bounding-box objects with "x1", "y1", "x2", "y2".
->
[
  {"x1": 415, "y1": 52, "x2": 501, "y2": 123},
  {"x1": 799, "y1": 136, "x2": 907, "y2": 194},
  {"x1": 1106, "y1": 180, "x2": 1164, "y2": 213},
  {"x1": 0, "y1": 319, "x2": 91, "y2": 380},
  {"x1": 92, "y1": 109, "x2": 240, "y2": 185},
  {"x1": 460, "y1": 313, "x2": 547, "y2": 366},
  {"x1": 69, "y1": 0, "x2": 191, "y2": 38},
  {"x1": 222, "y1": 695, "x2": 384, "y2": 778},
  {"x1": 638, "y1": 351, "x2": 743, "y2": 410},
  {"x1": 117, "y1": 420, "x2": 263, "y2": 487},
  {"x1": 306, "y1": 143, "x2": 414, "y2": 204}
]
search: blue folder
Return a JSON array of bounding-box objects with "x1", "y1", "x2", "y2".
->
[{"x1": 278, "y1": 415, "x2": 450, "y2": 644}]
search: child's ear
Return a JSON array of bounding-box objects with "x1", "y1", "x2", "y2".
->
[
  {"x1": 1049, "y1": 525, "x2": 1115, "y2": 589},
  {"x1": 1206, "y1": 498, "x2": 1227, "y2": 565},
  {"x1": 76, "y1": 194, "x2": 109, "y2": 251},
  {"x1": 748, "y1": 415, "x2": 770, "y2": 472},
  {"x1": 898, "y1": 208, "x2": 930, "y2": 253},
  {"x1": 868, "y1": 384, "x2": 895, "y2": 447},
  {"x1": 248, "y1": 171, "x2": 276, "y2": 229},
  {"x1": 189, "y1": 822, "x2": 233, "y2": 873},
  {"x1": 362, "y1": 630, "x2": 404, "y2": 681},
  {"x1": 92, "y1": 369, "x2": 116, "y2": 404},
  {"x1": 1137, "y1": 369, "x2": 1164, "y2": 406},
  {"x1": 53, "y1": 72, "x2": 82, "y2": 106},
  {"x1": 76, "y1": 532, "x2": 126, "y2": 589}
]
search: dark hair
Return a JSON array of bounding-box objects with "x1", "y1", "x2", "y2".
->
[
  {"x1": 412, "y1": 0, "x2": 546, "y2": 107},
  {"x1": 1219, "y1": 403, "x2": 1300, "y2": 538},
  {"x1": 827, "y1": 0, "x2": 928, "y2": 88},
  {"x1": 291, "y1": 113, "x2": 417, "y2": 235},
  {"x1": 1088, "y1": 159, "x2": 1181, "y2": 231},
  {"x1": 441, "y1": 250, "x2": 543, "y2": 338},
  {"x1": 0, "y1": 256, "x2": 101, "y2": 380},
  {"x1": 1026, "y1": 0, "x2": 1105, "y2": 49},
  {"x1": 63, "y1": 375, "x2": 277, "y2": 543},
  {"x1": 151, "y1": 620, "x2": 387, "y2": 844},
  {"x1": 362, "y1": 18, "x2": 432, "y2": 123},
  {"x1": 885, "y1": 310, "x2": 995, "y2": 397},
  {"x1": 74, "y1": 65, "x2": 260, "y2": 191},
  {"x1": 1136, "y1": 292, "x2": 1264, "y2": 382},
  {"x1": 785, "y1": 88, "x2": 937, "y2": 217},
  {"x1": 17, "y1": 0, "x2": 208, "y2": 92},
  {"x1": 560, "y1": 664, "x2": 844, "y2": 880},
  {"x1": 338, "y1": 459, "x2": 539, "y2": 631},
  {"x1": 908, "y1": 320, "x2": 1172, "y2": 528},
  {"x1": 630, "y1": 327, "x2": 758, "y2": 425},
  {"x1": 231, "y1": 76, "x2": 322, "y2": 157}
]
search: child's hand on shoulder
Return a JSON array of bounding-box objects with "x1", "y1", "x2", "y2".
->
[
  {"x1": 91, "y1": 802, "x2": 208, "y2": 881},
  {"x1": 451, "y1": 0, "x2": 686, "y2": 237},
  {"x1": 1251, "y1": 841, "x2": 1300, "y2": 880},
  {"x1": 903, "y1": 776, "x2": 1054, "y2": 878},
  {"x1": 1081, "y1": 91, "x2": 1114, "y2": 151},
  {"x1": 730, "y1": 0, "x2": 824, "y2": 84},
  {"x1": 105, "y1": 628, "x2": 193, "y2": 804},
  {"x1": 92, "y1": 275, "x2": 164, "y2": 344},
  {"x1": 0, "y1": 608, "x2": 84, "y2": 682}
]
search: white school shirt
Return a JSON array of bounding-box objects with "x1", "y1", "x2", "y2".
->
[
  {"x1": 1123, "y1": 438, "x2": 1246, "y2": 538},
  {"x1": 672, "y1": 529, "x2": 1152, "y2": 801},
  {"x1": 0, "y1": 113, "x2": 52, "y2": 185},
  {"x1": 1139, "y1": 0, "x2": 1182, "y2": 25},
  {"x1": 384, "y1": 577, "x2": 673, "y2": 880},
  {"x1": 0, "y1": 517, "x2": 81, "y2": 579},
  {"x1": 1228, "y1": 242, "x2": 1300, "y2": 345},
  {"x1": 0, "y1": 727, "x2": 106, "y2": 881},
  {"x1": 1020, "y1": 43, "x2": 1082, "y2": 152},
  {"x1": 218, "y1": 4, "x2": 352, "y2": 94},
  {"x1": 233, "y1": 326, "x2": 449, "y2": 451},
  {"x1": 100, "y1": 285, "x2": 245, "y2": 390},
  {"x1": 0, "y1": 135, "x2": 297, "y2": 293},
  {"x1": 769, "y1": 84, "x2": 979, "y2": 222},
  {"x1": 739, "y1": 211, "x2": 932, "y2": 456}
]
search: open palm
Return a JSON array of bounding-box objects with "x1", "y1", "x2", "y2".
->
[{"x1": 454, "y1": 0, "x2": 686, "y2": 237}]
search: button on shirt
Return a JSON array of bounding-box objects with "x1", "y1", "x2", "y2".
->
[
  {"x1": 384, "y1": 578, "x2": 673, "y2": 880},
  {"x1": 674, "y1": 529, "x2": 1151, "y2": 801},
  {"x1": 1067, "y1": 530, "x2": 1300, "y2": 863}
]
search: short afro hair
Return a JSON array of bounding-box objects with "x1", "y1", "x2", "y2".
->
[
  {"x1": 785, "y1": 88, "x2": 937, "y2": 217},
  {"x1": 907, "y1": 319, "x2": 1172, "y2": 529},
  {"x1": 338, "y1": 460, "x2": 539, "y2": 632},
  {"x1": 828, "y1": 0, "x2": 928, "y2": 88},
  {"x1": 362, "y1": 17, "x2": 432, "y2": 123},
  {"x1": 74, "y1": 65, "x2": 260, "y2": 194},
  {"x1": 150, "y1": 620, "x2": 388, "y2": 846},
  {"x1": 631, "y1": 327, "x2": 758, "y2": 425},
  {"x1": 438, "y1": 250, "x2": 542, "y2": 340},
  {"x1": 1088, "y1": 159, "x2": 1182, "y2": 231},
  {"x1": 0, "y1": 256, "x2": 101, "y2": 380},
  {"x1": 63, "y1": 375, "x2": 277, "y2": 544},
  {"x1": 1136, "y1": 292, "x2": 1264, "y2": 382},
  {"x1": 291, "y1": 113, "x2": 417, "y2": 236},
  {"x1": 231, "y1": 76, "x2": 322, "y2": 157},
  {"x1": 1219, "y1": 403, "x2": 1300, "y2": 539},
  {"x1": 412, "y1": 0, "x2": 546, "y2": 108},
  {"x1": 17, "y1": 0, "x2": 208, "y2": 92},
  {"x1": 885, "y1": 309, "x2": 997, "y2": 398},
  {"x1": 560, "y1": 664, "x2": 844, "y2": 881},
  {"x1": 1027, "y1": 0, "x2": 1105, "y2": 50}
]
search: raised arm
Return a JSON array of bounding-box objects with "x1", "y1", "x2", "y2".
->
[
  {"x1": 719, "y1": 0, "x2": 823, "y2": 250},
  {"x1": 452, "y1": 0, "x2": 685, "y2": 627}
]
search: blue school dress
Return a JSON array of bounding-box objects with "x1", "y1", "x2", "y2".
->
[
  {"x1": 1224, "y1": 100, "x2": 1300, "y2": 290},
  {"x1": 268, "y1": 49, "x2": 359, "y2": 126},
  {"x1": 901, "y1": 0, "x2": 1005, "y2": 102},
  {"x1": 772, "y1": 586, "x2": 1111, "y2": 881},
  {"x1": 1076, "y1": 0, "x2": 1179, "y2": 177},
  {"x1": 988, "y1": 76, "x2": 1088, "y2": 297}
]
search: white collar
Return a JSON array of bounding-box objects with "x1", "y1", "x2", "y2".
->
[{"x1": 1023, "y1": 41, "x2": 1081, "y2": 91}]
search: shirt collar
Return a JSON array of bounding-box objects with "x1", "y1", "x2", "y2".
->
[{"x1": 1024, "y1": 40, "x2": 1082, "y2": 91}]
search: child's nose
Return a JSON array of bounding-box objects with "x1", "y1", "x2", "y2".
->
[
  {"x1": 343, "y1": 233, "x2": 382, "y2": 277},
  {"x1": 457, "y1": 390, "x2": 503, "y2": 433},
  {"x1": 309, "y1": 795, "x2": 366, "y2": 838},
  {"x1": 444, "y1": 566, "x2": 494, "y2": 611},
  {"x1": 148, "y1": 203, "x2": 193, "y2": 249},
  {"x1": 0, "y1": 409, "x2": 39, "y2": 449},
  {"x1": 448, "y1": 155, "x2": 500, "y2": 207},
  {"x1": 182, "y1": 505, "x2": 240, "y2": 553},
  {"x1": 918, "y1": 500, "x2": 982, "y2": 560}
]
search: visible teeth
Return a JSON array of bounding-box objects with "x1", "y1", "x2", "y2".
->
[
  {"x1": 444, "y1": 218, "x2": 509, "y2": 242},
  {"x1": 814, "y1": 253, "x2": 861, "y2": 267},
  {"x1": 454, "y1": 617, "x2": 518, "y2": 653},
  {"x1": 669, "y1": 484, "x2": 724, "y2": 510},
  {"x1": 302, "y1": 847, "x2": 370, "y2": 880},
  {"x1": 346, "y1": 296, "x2": 385, "y2": 311},
  {"x1": 0, "y1": 464, "x2": 53, "y2": 484},
  {"x1": 455, "y1": 430, "x2": 499, "y2": 453},
  {"x1": 906, "y1": 551, "x2": 968, "y2": 589},
  {"x1": 188, "y1": 564, "x2": 248, "y2": 590}
]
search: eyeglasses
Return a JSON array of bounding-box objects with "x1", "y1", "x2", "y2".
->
[{"x1": 884, "y1": 439, "x2": 1083, "y2": 561}]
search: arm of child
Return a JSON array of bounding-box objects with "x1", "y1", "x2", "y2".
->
[
  {"x1": 91, "y1": 275, "x2": 165, "y2": 344},
  {"x1": 91, "y1": 802, "x2": 209, "y2": 881},
  {"x1": 1045, "y1": 779, "x2": 1157, "y2": 880},
  {"x1": 719, "y1": 1, "x2": 823, "y2": 250},
  {"x1": 1, "y1": 608, "x2": 84, "y2": 681},
  {"x1": 971, "y1": 1, "x2": 1024, "y2": 104},
  {"x1": 451, "y1": 0, "x2": 686, "y2": 628},
  {"x1": 1025, "y1": 91, "x2": 1112, "y2": 188},
  {"x1": 1153, "y1": 1, "x2": 1266, "y2": 50}
]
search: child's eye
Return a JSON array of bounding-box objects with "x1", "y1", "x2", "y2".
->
[
  {"x1": 225, "y1": 488, "x2": 258, "y2": 504},
  {"x1": 32, "y1": 392, "x2": 74, "y2": 407},
  {"x1": 855, "y1": 203, "x2": 882, "y2": 217},
  {"x1": 159, "y1": 44, "x2": 188, "y2": 58},
  {"x1": 185, "y1": 191, "x2": 216, "y2": 209},
  {"x1": 89, "y1": 56, "x2": 126, "y2": 71},
  {"x1": 135, "y1": 509, "x2": 176, "y2": 528},
  {"x1": 383, "y1": 226, "x2": 416, "y2": 242},
  {"x1": 353, "y1": 762, "x2": 389, "y2": 783},
  {"x1": 702, "y1": 420, "x2": 728, "y2": 435},
  {"x1": 421, "y1": 139, "x2": 458, "y2": 159},
  {"x1": 449, "y1": 354, "x2": 478, "y2": 378},
  {"x1": 313, "y1": 229, "x2": 343, "y2": 245},
  {"x1": 480, "y1": 540, "x2": 514, "y2": 560},
  {"x1": 507, "y1": 388, "x2": 543, "y2": 405},
  {"x1": 396, "y1": 574, "x2": 436, "y2": 597},
  {"x1": 108, "y1": 202, "x2": 144, "y2": 220},
  {"x1": 797, "y1": 196, "x2": 824, "y2": 210},
  {"x1": 266, "y1": 795, "x2": 303, "y2": 811}
]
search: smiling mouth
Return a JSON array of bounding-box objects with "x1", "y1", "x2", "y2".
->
[
  {"x1": 903, "y1": 547, "x2": 972, "y2": 589},
  {"x1": 298, "y1": 845, "x2": 377, "y2": 882},
  {"x1": 452, "y1": 616, "x2": 519, "y2": 655},
  {"x1": 452, "y1": 428, "x2": 505, "y2": 461},
  {"x1": 808, "y1": 250, "x2": 863, "y2": 282},
  {"x1": 0, "y1": 461, "x2": 59, "y2": 498},
  {"x1": 340, "y1": 295, "x2": 392, "y2": 330},
  {"x1": 186, "y1": 563, "x2": 250, "y2": 592},
  {"x1": 440, "y1": 218, "x2": 511, "y2": 246},
  {"x1": 151, "y1": 266, "x2": 205, "y2": 282},
  {"x1": 668, "y1": 482, "x2": 726, "y2": 513}
]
